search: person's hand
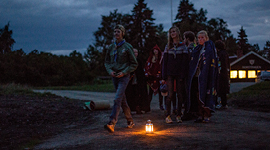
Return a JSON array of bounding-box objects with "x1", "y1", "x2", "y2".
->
[
  {"x1": 116, "y1": 72, "x2": 124, "y2": 78},
  {"x1": 111, "y1": 72, "x2": 116, "y2": 77}
]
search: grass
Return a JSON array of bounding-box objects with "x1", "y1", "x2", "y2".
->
[
  {"x1": 36, "y1": 81, "x2": 115, "y2": 92},
  {"x1": 229, "y1": 81, "x2": 270, "y2": 112},
  {"x1": 0, "y1": 83, "x2": 56, "y2": 97},
  {"x1": 229, "y1": 81, "x2": 270, "y2": 98}
]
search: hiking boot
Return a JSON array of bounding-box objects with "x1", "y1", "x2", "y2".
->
[
  {"x1": 166, "y1": 116, "x2": 173, "y2": 124},
  {"x1": 127, "y1": 121, "x2": 135, "y2": 128},
  {"x1": 176, "y1": 116, "x2": 182, "y2": 123},
  {"x1": 104, "y1": 123, "x2": 114, "y2": 133}
]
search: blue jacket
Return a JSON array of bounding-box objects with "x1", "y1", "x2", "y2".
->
[{"x1": 186, "y1": 40, "x2": 218, "y2": 112}]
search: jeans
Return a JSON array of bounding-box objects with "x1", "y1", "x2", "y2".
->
[
  {"x1": 165, "y1": 75, "x2": 187, "y2": 117},
  {"x1": 110, "y1": 74, "x2": 133, "y2": 125}
]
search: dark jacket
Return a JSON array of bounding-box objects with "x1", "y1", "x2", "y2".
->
[
  {"x1": 186, "y1": 40, "x2": 218, "y2": 112},
  {"x1": 126, "y1": 58, "x2": 148, "y2": 111},
  {"x1": 217, "y1": 49, "x2": 230, "y2": 94},
  {"x1": 162, "y1": 42, "x2": 189, "y2": 80}
]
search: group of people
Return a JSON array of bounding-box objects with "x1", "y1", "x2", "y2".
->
[{"x1": 104, "y1": 24, "x2": 230, "y2": 133}]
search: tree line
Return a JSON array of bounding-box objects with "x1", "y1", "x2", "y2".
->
[{"x1": 1, "y1": 0, "x2": 269, "y2": 86}]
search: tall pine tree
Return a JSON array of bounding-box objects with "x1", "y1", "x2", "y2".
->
[
  {"x1": 127, "y1": 0, "x2": 160, "y2": 61},
  {"x1": 237, "y1": 26, "x2": 249, "y2": 55}
]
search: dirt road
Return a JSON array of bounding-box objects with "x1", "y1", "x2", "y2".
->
[{"x1": 33, "y1": 82, "x2": 270, "y2": 150}]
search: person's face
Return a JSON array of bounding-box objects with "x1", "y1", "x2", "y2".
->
[
  {"x1": 198, "y1": 34, "x2": 207, "y2": 45},
  {"x1": 114, "y1": 29, "x2": 123, "y2": 41},
  {"x1": 170, "y1": 28, "x2": 178, "y2": 39},
  {"x1": 133, "y1": 49, "x2": 138, "y2": 58},
  {"x1": 153, "y1": 49, "x2": 159, "y2": 55}
]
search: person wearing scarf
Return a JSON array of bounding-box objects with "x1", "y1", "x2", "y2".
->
[
  {"x1": 162, "y1": 26, "x2": 189, "y2": 123},
  {"x1": 186, "y1": 30, "x2": 218, "y2": 123},
  {"x1": 144, "y1": 44, "x2": 163, "y2": 111},
  {"x1": 104, "y1": 24, "x2": 138, "y2": 133}
]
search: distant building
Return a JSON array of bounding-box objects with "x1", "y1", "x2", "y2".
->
[{"x1": 229, "y1": 51, "x2": 270, "y2": 82}]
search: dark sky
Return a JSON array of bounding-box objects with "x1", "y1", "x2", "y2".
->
[{"x1": 1, "y1": 0, "x2": 270, "y2": 55}]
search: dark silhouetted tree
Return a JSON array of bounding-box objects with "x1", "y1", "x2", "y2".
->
[
  {"x1": 127, "y1": 0, "x2": 160, "y2": 61},
  {"x1": 237, "y1": 26, "x2": 249, "y2": 55},
  {"x1": 0, "y1": 23, "x2": 15, "y2": 54},
  {"x1": 207, "y1": 18, "x2": 231, "y2": 41}
]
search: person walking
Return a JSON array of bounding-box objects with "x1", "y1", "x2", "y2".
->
[
  {"x1": 186, "y1": 30, "x2": 218, "y2": 123},
  {"x1": 162, "y1": 26, "x2": 189, "y2": 123},
  {"x1": 104, "y1": 24, "x2": 138, "y2": 133},
  {"x1": 215, "y1": 40, "x2": 230, "y2": 109},
  {"x1": 144, "y1": 45, "x2": 163, "y2": 111}
]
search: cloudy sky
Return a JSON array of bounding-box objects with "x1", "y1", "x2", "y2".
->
[{"x1": 1, "y1": 0, "x2": 270, "y2": 55}]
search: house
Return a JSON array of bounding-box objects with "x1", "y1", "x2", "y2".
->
[{"x1": 229, "y1": 51, "x2": 270, "y2": 82}]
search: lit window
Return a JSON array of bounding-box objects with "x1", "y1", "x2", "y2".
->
[
  {"x1": 238, "y1": 70, "x2": 246, "y2": 78},
  {"x1": 248, "y1": 70, "x2": 256, "y2": 78},
  {"x1": 230, "y1": 70, "x2": 237, "y2": 78}
]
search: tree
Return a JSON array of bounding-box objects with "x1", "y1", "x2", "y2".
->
[
  {"x1": 236, "y1": 26, "x2": 249, "y2": 55},
  {"x1": 174, "y1": 0, "x2": 197, "y2": 34},
  {"x1": 0, "y1": 23, "x2": 15, "y2": 54},
  {"x1": 127, "y1": 0, "x2": 160, "y2": 61},
  {"x1": 94, "y1": 9, "x2": 130, "y2": 54},
  {"x1": 225, "y1": 35, "x2": 238, "y2": 56},
  {"x1": 175, "y1": 0, "x2": 196, "y2": 22},
  {"x1": 263, "y1": 41, "x2": 270, "y2": 60},
  {"x1": 174, "y1": 0, "x2": 208, "y2": 35},
  {"x1": 207, "y1": 18, "x2": 231, "y2": 42},
  {"x1": 84, "y1": 45, "x2": 102, "y2": 72}
]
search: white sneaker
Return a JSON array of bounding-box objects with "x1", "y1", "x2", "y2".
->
[
  {"x1": 166, "y1": 116, "x2": 173, "y2": 124},
  {"x1": 176, "y1": 116, "x2": 182, "y2": 123}
]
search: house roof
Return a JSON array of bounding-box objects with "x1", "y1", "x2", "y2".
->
[{"x1": 230, "y1": 51, "x2": 270, "y2": 66}]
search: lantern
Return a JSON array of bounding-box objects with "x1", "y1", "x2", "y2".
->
[{"x1": 145, "y1": 120, "x2": 153, "y2": 133}]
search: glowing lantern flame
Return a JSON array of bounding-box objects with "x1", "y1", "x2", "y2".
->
[{"x1": 145, "y1": 120, "x2": 153, "y2": 133}]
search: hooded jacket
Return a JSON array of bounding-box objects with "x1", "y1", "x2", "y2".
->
[{"x1": 144, "y1": 44, "x2": 162, "y2": 93}]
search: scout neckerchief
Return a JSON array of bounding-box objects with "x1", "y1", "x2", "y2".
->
[{"x1": 113, "y1": 40, "x2": 125, "y2": 62}]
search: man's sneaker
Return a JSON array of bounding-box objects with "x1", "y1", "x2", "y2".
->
[
  {"x1": 165, "y1": 116, "x2": 173, "y2": 124},
  {"x1": 127, "y1": 121, "x2": 135, "y2": 128},
  {"x1": 176, "y1": 116, "x2": 182, "y2": 123},
  {"x1": 104, "y1": 123, "x2": 114, "y2": 133}
]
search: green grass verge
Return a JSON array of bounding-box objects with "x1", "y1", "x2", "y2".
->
[
  {"x1": 0, "y1": 83, "x2": 56, "y2": 97},
  {"x1": 229, "y1": 81, "x2": 270, "y2": 112},
  {"x1": 36, "y1": 82, "x2": 115, "y2": 92}
]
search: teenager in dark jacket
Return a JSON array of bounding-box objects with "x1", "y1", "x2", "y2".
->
[
  {"x1": 215, "y1": 40, "x2": 230, "y2": 109},
  {"x1": 162, "y1": 26, "x2": 189, "y2": 123},
  {"x1": 126, "y1": 48, "x2": 148, "y2": 114},
  {"x1": 186, "y1": 30, "x2": 218, "y2": 123}
]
